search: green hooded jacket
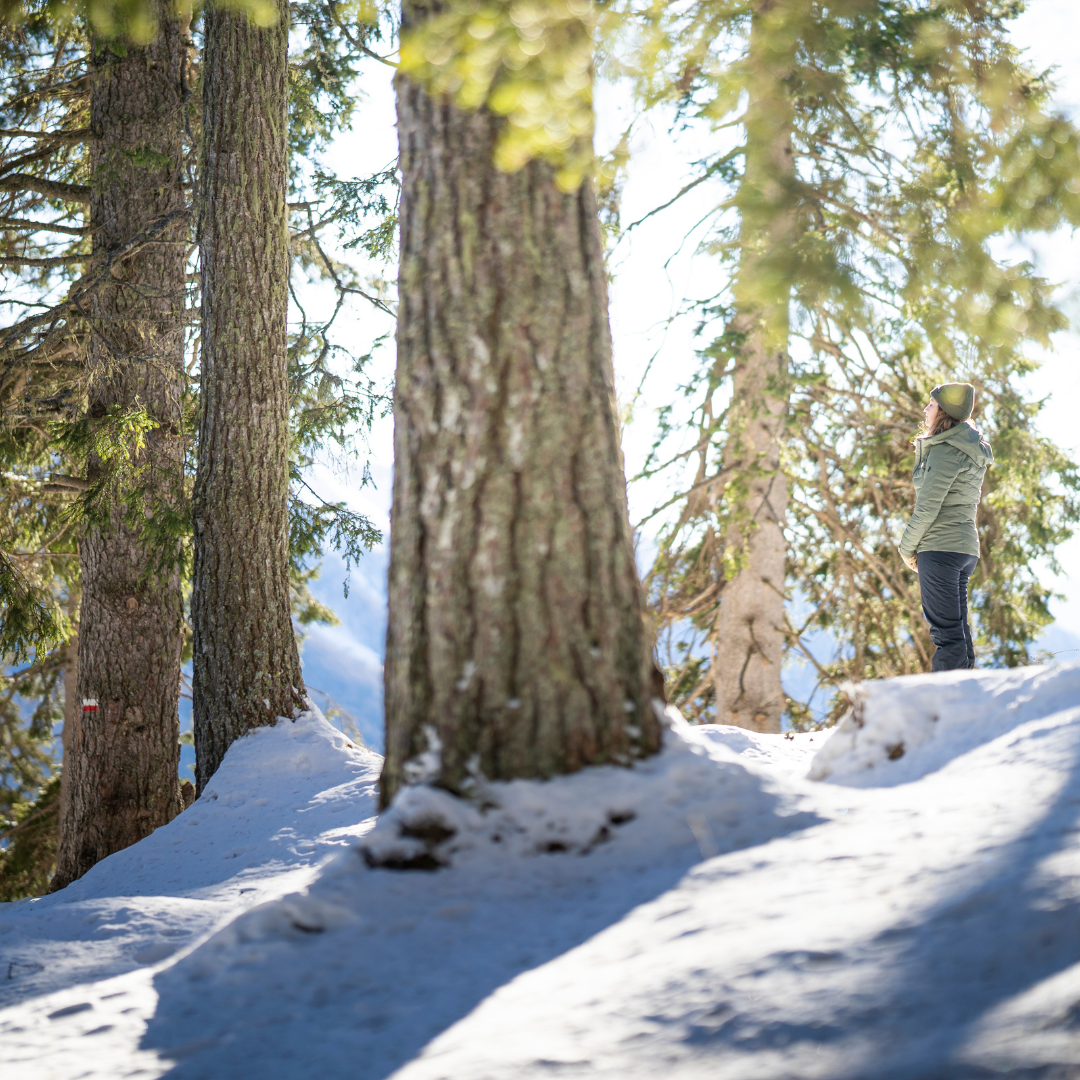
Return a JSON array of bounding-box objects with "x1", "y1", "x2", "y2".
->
[{"x1": 899, "y1": 421, "x2": 994, "y2": 559}]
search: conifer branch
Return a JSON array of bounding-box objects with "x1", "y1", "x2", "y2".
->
[
  {"x1": 622, "y1": 149, "x2": 743, "y2": 235},
  {"x1": 0, "y1": 252, "x2": 87, "y2": 267},
  {"x1": 0, "y1": 216, "x2": 90, "y2": 235},
  {"x1": 0, "y1": 146, "x2": 58, "y2": 178},
  {"x1": 308, "y1": 228, "x2": 394, "y2": 316},
  {"x1": 0, "y1": 72, "x2": 89, "y2": 114},
  {"x1": 0, "y1": 174, "x2": 91, "y2": 202},
  {"x1": 0, "y1": 127, "x2": 91, "y2": 144},
  {"x1": 42, "y1": 474, "x2": 89, "y2": 491},
  {"x1": 0, "y1": 206, "x2": 189, "y2": 357}
]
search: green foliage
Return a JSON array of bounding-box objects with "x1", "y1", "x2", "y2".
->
[
  {"x1": 0, "y1": 773, "x2": 60, "y2": 900},
  {"x1": 287, "y1": 0, "x2": 393, "y2": 179},
  {"x1": 399, "y1": 0, "x2": 600, "y2": 187},
  {"x1": 286, "y1": 245, "x2": 390, "y2": 593},
  {"x1": 0, "y1": 550, "x2": 65, "y2": 661},
  {"x1": 290, "y1": 563, "x2": 341, "y2": 627},
  {"x1": 312, "y1": 167, "x2": 399, "y2": 261},
  {"x1": 595, "y1": 134, "x2": 630, "y2": 248},
  {"x1": 1, "y1": 0, "x2": 277, "y2": 45},
  {"x1": 0, "y1": 0, "x2": 392, "y2": 898},
  {"x1": 0, "y1": 651, "x2": 62, "y2": 821},
  {"x1": 784, "y1": 350, "x2": 1080, "y2": 708},
  {"x1": 1, "y1": 2, "x2": 392, "y2": 664},
  {"x1": 280, "y1": 4, "x2": 397, "y2": 599},
  {"x1": 56, "y1": 405, "x2": 154, "y2": 496},
  {"x1": 973, "y1": 389, "x2": 1079, "y2": 666},
  {"x1": 0, "y1": 405, "x2": 79, "y2": 664},
  {"x1": 633, "y1": 0, "x2": 1080, "y2": 721},
  {"x1": 290, "y1": 476, "x2": 383, "y2": 598}
]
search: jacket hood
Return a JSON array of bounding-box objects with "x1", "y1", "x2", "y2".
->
[{"x1": 925, "y1": 420, "x2": 994, "y2": 466}]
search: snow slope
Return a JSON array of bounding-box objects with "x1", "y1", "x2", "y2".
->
[
  {"x1": 0, "y1": 711, "x2": 381, "y2": 1009},
  {"x1": 3, "y1": 664, "x2": 1080, "y2": 1079}
]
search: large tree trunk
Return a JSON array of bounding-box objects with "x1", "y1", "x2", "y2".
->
[
  {"x1": 192, "y1": 0, "x2": 304, "y2": 793},
  {"x1": 52, "y1": 6, "x2": 187, "y2": 888},
  {"x1": 380, "y1": 59, "x2": 661, "y2": 808},
  {"x1": 713, "y1": 0, "x2": 795, "y2": 734}
]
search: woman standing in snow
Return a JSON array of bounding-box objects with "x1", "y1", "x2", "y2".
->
[{"x1": 898, "y1": 383, "x2": 994, "y2": 672}]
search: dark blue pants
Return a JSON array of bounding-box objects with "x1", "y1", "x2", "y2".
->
[{"x1": 917, "y1": 550, "x2": 979, "y2": 671}]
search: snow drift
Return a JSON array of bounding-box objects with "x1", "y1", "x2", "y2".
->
[
  {"x1": 0, "y1": 708, "x2": 381, "y2": 1009},
  {"x1": 360, "y1": 705, "x2": 819, "y2": 870},
  {"x1": 809, "y1": 660, "x2": 1080, "y2": 785},
  {"x1": 3, "y1": 662, "x2": 1080, "y2": 1080}
]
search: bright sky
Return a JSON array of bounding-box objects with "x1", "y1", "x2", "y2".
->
[{"x1": 297, "y1": 0, "x2": 1080, "y2": 747}]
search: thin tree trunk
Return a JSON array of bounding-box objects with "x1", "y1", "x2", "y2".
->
[
  {"x1": 52, "y1": 6, "x2": 187, "y2": 888},
  {"x1": 381, "y1": 60, "x2": 661, "y2": 808},
  {"x1": 714, "y1": 0, "x2": 795, "y2": 734},
  {"x1": 192, "y1": 0, "x2": 304, "y2": 792}
]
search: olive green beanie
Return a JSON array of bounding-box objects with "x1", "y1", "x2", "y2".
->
[{"x1": 931, "y1": 382, "x2": 975, "y2": 422}]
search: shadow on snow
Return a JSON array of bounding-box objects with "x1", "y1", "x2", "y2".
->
[{"x1": 137, "y1": 760, "x2": 821, "y2": 1079}]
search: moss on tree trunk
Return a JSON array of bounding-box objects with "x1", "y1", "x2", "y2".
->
[{"x1": 380, "y1": 61, "x2": 661, "y2": 808}]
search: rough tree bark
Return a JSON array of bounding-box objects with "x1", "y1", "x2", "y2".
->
[
  {"x1": 192, "y1": 0, "x2": 304, "y2": 792},
  {"x1": 713, "y1": 0, "x2": 795, "y2": 734},
  {"x1": 52, "y1": 7, "x2": 187, "y2": 888},
  {"x1": 58, "y1": 587, "x2": 78, "y2": 851},
  {"x1": 380, "y1": 58, "x2": 661, "y2": 808}
]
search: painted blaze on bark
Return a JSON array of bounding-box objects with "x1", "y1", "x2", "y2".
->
[
  {"x1": 192, "y1": 0, "x2": 304, "y2": 792},
  {"x1": 52, "y1": 5, "x2": 187, "y2": 890},
  {"x1": 381, "y1": 59, "x2": 662, "y2": 808},
  {"x1": 714, "y1": 0, "x2": 794, "y2": 735}
]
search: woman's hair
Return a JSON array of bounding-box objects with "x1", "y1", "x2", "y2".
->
[{"x1": 921, "y1": 406, "x2": 957, "y2": 440}]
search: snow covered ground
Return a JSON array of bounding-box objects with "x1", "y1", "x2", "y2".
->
[{"x1": 3, "y1": 663, "x2": 1080, "y2": 1079}]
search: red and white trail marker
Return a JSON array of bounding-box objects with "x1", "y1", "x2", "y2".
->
[{"x1": 82, "y1": 698, "x2": 98, "y2": 713}]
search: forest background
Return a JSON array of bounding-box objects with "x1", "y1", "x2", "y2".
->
[
  {"x1": 291, "y1": 0, "x2": 1080, "y2": 756},
  {"x1": 3, "y1": 0, "x2": 1080, "y2": 809}
]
